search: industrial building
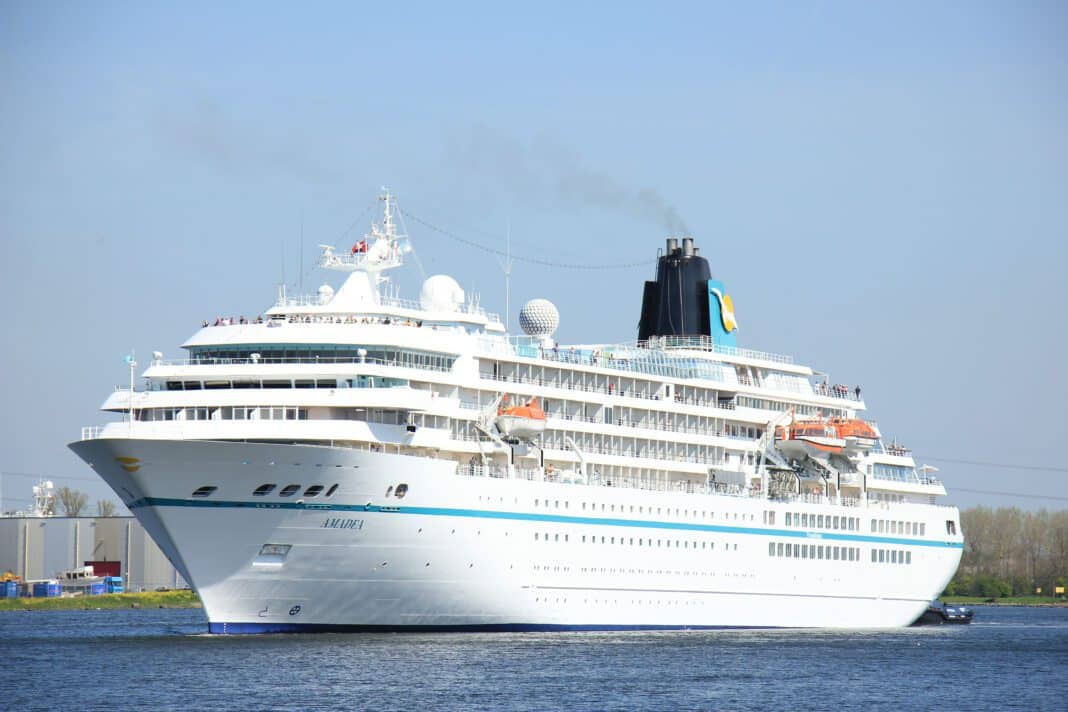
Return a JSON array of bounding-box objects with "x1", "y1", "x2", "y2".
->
[{"x1": 0, "y1": 515, "x2": 187, "y2": 591}]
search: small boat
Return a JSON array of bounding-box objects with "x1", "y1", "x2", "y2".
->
[
  {"x1": 828, "y1": 417, "x2": 879, "y2": 453},
  {"x1": 495, "y1": 396, "x2": 546, "y2": 439},
  {"x1": 911, "y1": 601, "x2": 975, "y2": 626},
  {"x1": 775, "y1": 419, "x2": 845, "y2": 458}
]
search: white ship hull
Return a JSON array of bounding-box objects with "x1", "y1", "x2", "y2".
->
[{"x1": 71, "y1": 437, "x2": 963, "y2": 633}]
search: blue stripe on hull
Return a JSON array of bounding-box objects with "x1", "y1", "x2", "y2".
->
[
  {"x1": 208, "y1": 621, "x2": 775, "y2": 635},
  {"x1": 132, "y1": 497, "x2": 963, "y2": 549}
]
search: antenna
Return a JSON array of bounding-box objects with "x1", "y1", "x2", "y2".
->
[
  {"x1": 299, "y1": 214, "x2": 304, "y2": 293},
  {"x1": 495, "y1": 221, "x2": 514, "y2": 331}
]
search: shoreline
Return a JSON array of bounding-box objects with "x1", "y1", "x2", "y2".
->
[
  {"x1": 942, "y1": 597, "x2": 1068, "y2": 608},
  {"x1": 0, "y1": 590, "x2": 201, "y2": 612}
]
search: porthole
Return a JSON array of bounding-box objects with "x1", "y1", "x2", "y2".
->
[
  {"x1": 279, "y1": 484, "x2": 300, "y2": 497},
  {"x1": 303, "y1": 485, "x2": 324, "y2": 498},
  {"x1": 395, "y1": 484, "x2": 408, "y2": 498},
  {"x1": 325, "y1": 484, "x2": 339, "y2": 497},
  {"x1": 253, "y1": 484, "x2": 276, "y2": 496},
  {"x1": 385, "y1": 486, "x2": 394, "y2": 497},
  {"x1": 192, "y1": 486, "x2": 217, "y2": 498}
]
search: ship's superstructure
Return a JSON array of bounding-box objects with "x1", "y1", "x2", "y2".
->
[{"x1": 71, "y1": 191, "x2": 963, "y2": 632}]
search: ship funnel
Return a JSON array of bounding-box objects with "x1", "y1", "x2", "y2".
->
[
  {"x1": 638, "y1": 236, "x2": 712, "y2": 342},
  {"x1": 637, "y1": 235, "x2": 737, "y2": 347}
]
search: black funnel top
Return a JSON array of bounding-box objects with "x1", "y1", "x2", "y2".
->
[{"x1": 637, "y1": 237, "x2": 712, "y2": 341}]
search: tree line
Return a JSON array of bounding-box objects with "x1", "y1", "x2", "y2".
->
[
  {"x1": 947, "y1": 506, "x2": 1068, "y2": 597},
  {"x1": 54, "y1": 487, "x2": 117, "y2": 517}
]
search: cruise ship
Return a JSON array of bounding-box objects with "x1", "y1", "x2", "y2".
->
[{"x1": 70, "y1": 192, "x2": 963, "y2": 633}]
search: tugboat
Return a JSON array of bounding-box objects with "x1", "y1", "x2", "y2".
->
[{"x1": 912, "y1": 601, "x2": 975, "y2": 626}]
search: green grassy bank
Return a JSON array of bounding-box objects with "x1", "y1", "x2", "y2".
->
[
  {"x1": 943, "y1": 595, "x2": 1068, "y2": 607},
  {"x1": 0, "y1": 589, "x2": 201, "y2": 611}
]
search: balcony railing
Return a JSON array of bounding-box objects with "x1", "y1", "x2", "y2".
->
[{"x1": 271, "y1": 293, "x2": 501, "y2": 324}]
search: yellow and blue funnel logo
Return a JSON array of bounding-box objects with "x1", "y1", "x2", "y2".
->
[{"x1": 708, "y1": 280, "x2": 738, "y2": 346}]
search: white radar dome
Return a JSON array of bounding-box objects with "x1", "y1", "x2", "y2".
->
[
  {"x1": 420, "y1": 275, "x2": 465, "y2": 312},
  {"x1": 519, "y1": 299, "x2": 559, "y2": 337},
  {"x1": 317, "y1": 284, "x2": 335, "y2": 304}
]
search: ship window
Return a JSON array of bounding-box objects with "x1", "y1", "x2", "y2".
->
[
  {"x1": 385, "y1": 486, "x2": 394, "y2": 497},
  {"x1": 253, "y1": 484, "x2": 276, "y2": 496},
  {"x1": 395, "y1": 484, "x2": 408, "y2": 498},
  {"x1": 325, "y1": 484, "x2": 339, "y2": 497},
  {"x1": 817, "y1": 515, "x2": 824, "y2": 528},
  {"x1": 279, "y1": 484, "x2": 300, "y2": 497},
  {"x1": 871, "y1": 550, "x2": 877, "y2": 562},
  {"x1": 777, "y1": 542, "x2": 784, "y2": 556},
  {"x1": 920, "y1": 523, "x2": 926, "y2": 536},
  {"x1": 303, "y1": 485, "x2": 324, "y2": 498},
  {"x1": 769, "y1": 542, "x2": 775, "y2": 556},
  {"x1": 192, "y1": 486, "x2": 217, "y2": 498},
  {"x1": 906, "y1": 552, "x2": 912, "y2": 564},
  {"x1": 785, "y1": 512, "x2": 792, "y2": 526}
]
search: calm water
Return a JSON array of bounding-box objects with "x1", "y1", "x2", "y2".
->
[{"x1": 2, "y1": 606, "x2": 1066, "y2": 711}]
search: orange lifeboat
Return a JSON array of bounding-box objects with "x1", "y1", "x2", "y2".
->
[
  {"x1": 774, "y1": 417, "x2": 845, "y2": 458},
  {"x1": 828, "y1": 418, "x2": 878, "y2": 452},
  {"x1": 496, "y1": 396, "x2": 546, "y2": 439}
]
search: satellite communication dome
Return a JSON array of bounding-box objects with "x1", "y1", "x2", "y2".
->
[
  {"x1": 420, "y1": 275, "x2": 465, "y2": 312},
  {"x1": 317, "y1": 284, "x2": 335, "y2": 305},
  {"x1": 519, "y1": 299, "x2": 560, "y2": 337}
]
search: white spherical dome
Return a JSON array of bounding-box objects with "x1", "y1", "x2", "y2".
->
[
  {"x1": 519, "y1": 299, "x2": 559, "y2": 336},
  {"x1": 317, "y1": 284, "x2": 335, "y2": 304},
  {"x1": 420, "y1": 274, "x2": 465, "y2": 312}
]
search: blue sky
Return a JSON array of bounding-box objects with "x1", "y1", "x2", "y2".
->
[{"x1": 1, "y1": 1, "x2": 1065, "y2": 512}]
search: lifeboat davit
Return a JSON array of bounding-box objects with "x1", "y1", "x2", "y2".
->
[
  {"x1": 496, "y1": 396, "x2": 546, "y2": 439},
  {"x1": 774, "y1": 420, "x2": 845, "y2": 458}
]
